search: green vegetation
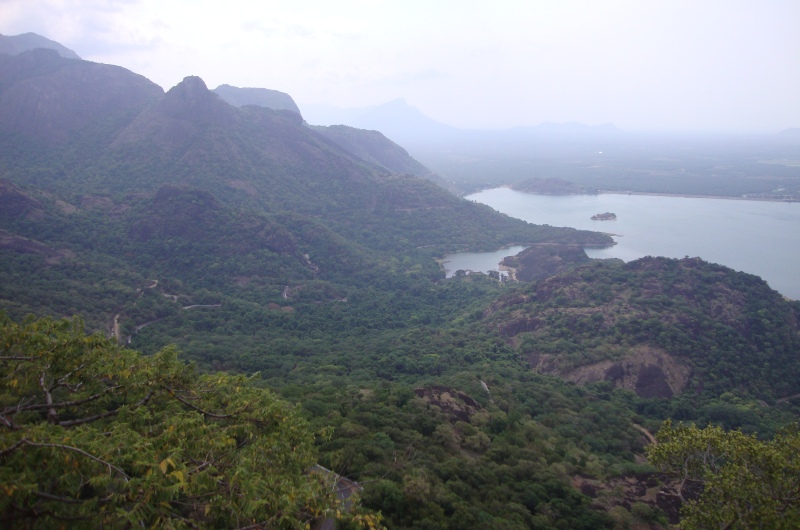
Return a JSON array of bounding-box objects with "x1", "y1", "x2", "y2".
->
[
  {"x1": 485, "y1": 257, "x2": 800, "y2": 404},
  {"x1": 648, "y1": 421, "x2": 800, "y2": 529},
  {"x1": 2, "y1": 48, "x2": 799, "y2": 528},
  {"x1": 511, "y1": 178, "x2": 597, "y2": 195},
  {"x1": 3, "y1": 169, "x2": 799, "y2": 530},
  {"x1": 0, "y1": 314, "x2": 381, "y2": 529}
]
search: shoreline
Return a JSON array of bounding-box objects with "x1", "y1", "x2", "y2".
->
[
  {"x1": 598, "y1": 190, "x2": 799, "y2": 203},
  {"x1": 489, "y1": 184, "x2": 798, "y2": 203}
]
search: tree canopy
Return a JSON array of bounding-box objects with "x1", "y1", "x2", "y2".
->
[
  {"x1": 647, "y1": 421, "x2": 800, "y2": 529},
  {"x1": 0, "y1": 314, "x2": 373, "y2": 529}
]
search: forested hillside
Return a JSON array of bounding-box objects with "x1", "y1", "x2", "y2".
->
[{"x1": 1, "y1": 45, "x2": 799, "y2": 529}]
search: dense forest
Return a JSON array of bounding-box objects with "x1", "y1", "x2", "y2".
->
[{"x1": 1, "y1": 44, "x2": 799, "y2": 529}]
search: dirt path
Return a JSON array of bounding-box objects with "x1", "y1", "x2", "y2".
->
[
  {"x1": 776, "y1": 393, "x2": 800, "y2": 404},
  {"x1": 633, "y1": 424, "x2": 657, "y2": 445},
  {"x1": 112, "y1": 313, "x2": 121, "y2": 342}
]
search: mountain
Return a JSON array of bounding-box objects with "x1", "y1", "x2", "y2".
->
[
  {"x1": 0, "y1": 49, "x2": 163, "y2": 144},
  {"x1": 302, "y1": 98, "x2": 460, "y2": 146},
  {"x1": 0, "y1": 51, "x2": 610, "y2": 254},
  {"x1": 213, "y1": 84, "x2": 301, "y2": 115},
  {"x1": 0, "y1": 32, "x2": 81, "y2": 59},
  {"x1": 350, "y1": 99, "x2": 459, "y2": 144},
  {"x1": 212, "y1": 85, "x2": 447, "y2": 186},
  {"x1": 301, "y1": 99, "x2": 624, "y2": 148},
  {"x1": 485, "y1": 256, "x2": 800, "y2": 400}
]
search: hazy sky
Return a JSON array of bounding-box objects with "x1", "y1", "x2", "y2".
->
[{"x1": 2, "y1": 0, "x2": 798, "y2": 132}]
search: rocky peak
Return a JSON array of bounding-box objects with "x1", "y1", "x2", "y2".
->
[
  {"x1": 159, "y1": 75, "x2": 234, "y2": 125},
  {"x1": 113, "y1": 75, "x2": 236, "y2": 149},
  {"x1": 169, "y1": 76, "x2": 210, "y2": 102}
]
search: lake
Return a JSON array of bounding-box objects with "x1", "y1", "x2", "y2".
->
[
  {"x1": 438, "y1": 246, "x2": 527, "y2": 278},
  {"x1": 449, "y1": 188, "x2": 800, "y2": 300}
]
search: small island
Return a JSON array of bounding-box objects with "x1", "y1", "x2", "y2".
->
[{"x1": 591, "y1": 212, "x2": 617, "y2": 220}]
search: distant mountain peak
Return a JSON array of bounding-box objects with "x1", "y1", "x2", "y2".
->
[
  {"x1": 169, "y1": 76, "x2": 211, "y2": 101},
  {"x1": 0, "y1": 48, "x2": 163, "y2": 144},
  {"x1": 213, "y1": 84, "x2": 301, "y2": 116},
  {"x1": 159, "y1": 76, "x2": 235, "y2": 124},
  {"x1": 111, "y1": 75, "x2": 238, "y2": 150},
  {"x1": 0, "y1": 32, "x2": 80, "y2": 60}
]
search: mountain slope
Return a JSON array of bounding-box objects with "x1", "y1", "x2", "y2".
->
[
  {"x1": 215, "y1": 86, "x2": 449, "y2": 187},
  {"x1": 310, "y1": 124, "x2": 432, "y2": 176}
]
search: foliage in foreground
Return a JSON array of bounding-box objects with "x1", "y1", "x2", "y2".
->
[
  {"x1": 647, "y1": 421, "x2": 800, "y2": 529},
  {"x1": 0, "y1": 314, "x2": 375, "y2": 529}
]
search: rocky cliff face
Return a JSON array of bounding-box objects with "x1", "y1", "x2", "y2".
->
[
  {"x1": 530, "y1": 346, "x2": 692, "y2": 398},
  {"x1": 0, "y1": 49, "x2": 163, "y2": 144}
]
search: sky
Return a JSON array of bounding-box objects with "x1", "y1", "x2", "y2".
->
[{"x1": 1, "y1": 0, "x2": 799, "y2": 133}]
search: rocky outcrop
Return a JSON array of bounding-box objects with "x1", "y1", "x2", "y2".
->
[
  {"x1": 500, "y1": 243, "x2": 591, "y2": 282},
  {"x1": 573, "y1": 473, "x2": 703, "y2": 525},
  {"x1": 528, "y1": 346, "x2": 692, "y2": 398},
  {"x1": 0, "y1": 229, "x2": 72, "y2": 264},
  {"x1": 0, "y1": 180, "x2": 42, "y2": 221},
  {"x1": 414, "y1": 386, "x2": 481, "y2": 423}
]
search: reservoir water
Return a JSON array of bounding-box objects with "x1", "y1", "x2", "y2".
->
[
  {"x1": 439, "y1": 246, "x2": 527, "y2": 279},
  {"x1": 453, "y1": 188, "x2": 800, "y2": 300}
]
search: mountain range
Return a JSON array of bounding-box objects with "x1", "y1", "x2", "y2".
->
[
  {"x1": 301, "y1": 98, "x2": 622, "y2": 149},
  {"x1": 0, "y1": 43, "x2": 612, "y2": 342}
]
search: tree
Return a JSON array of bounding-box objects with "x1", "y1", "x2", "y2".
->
[
  {"x1": 0, "y1": 314, "x2": 377, "y2": 529},
  {"x1": 647, "y1": 421, "x2": 800, "y2": 529}
]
